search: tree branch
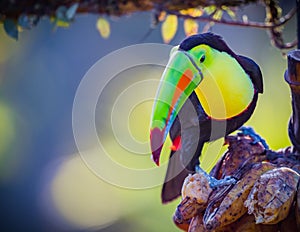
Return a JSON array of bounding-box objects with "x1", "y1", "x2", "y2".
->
[
  {"x1": 0, "y1": 0, "x2": 265, "y2": 19},
  {"x1": 165, "y1": 7, "x2": 296, "y2": 29},
  {"x1": 1, "y1": 0, "x2": 297, "y2": 50},
  {"x1": 285, "y1": 51, "x2": 300, "y2": 155}
]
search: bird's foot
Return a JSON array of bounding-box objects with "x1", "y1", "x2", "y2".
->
[
  {"x1": 209, "y1": 176, "x2": 237, "y2": 189},
  {"x1": 195, "y1": 166, "x2": 237, "y2": 189},
  {"x1": 238, "y1": 126, "x2": 269, "y2": 149},
  {"x1": 195, "y1": 165, "x2": 212, "y2": 180}
]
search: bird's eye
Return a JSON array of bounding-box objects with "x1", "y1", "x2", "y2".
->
[{"x1": 199, "y1": 54, "x2": 205, "y2": 63}]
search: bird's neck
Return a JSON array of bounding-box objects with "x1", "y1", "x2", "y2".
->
[{"x1": 195, "y1": 52, "x2": 254, "y2": 120}]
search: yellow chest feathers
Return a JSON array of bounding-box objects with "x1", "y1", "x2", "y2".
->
[{"x1": 193, "y1": 46, "x2": 254, "y2": 120}]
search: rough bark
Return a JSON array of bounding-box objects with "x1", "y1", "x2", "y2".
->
[
  {"x1": 174, "y1": 134, "x2": 300, "y2": 232},
  {"x1": 286, "y1": 50, "x2": 300, "y2": 154}
]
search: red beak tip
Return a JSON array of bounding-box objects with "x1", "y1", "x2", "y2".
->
[
  {"x1": 151, "y1": 154, "x2": 160, "y2": 166},
  {"x1": 150, "y1": 127, "x2": 164, "y2": 167}
]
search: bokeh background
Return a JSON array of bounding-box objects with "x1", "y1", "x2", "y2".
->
[{"x1": 0, "y1": 1, "x2": 297, "y2": 231}]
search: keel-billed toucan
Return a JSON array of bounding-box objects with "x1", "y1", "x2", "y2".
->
[{"x1": 150, "y1": 33, "x2": 263, "y2": 203}]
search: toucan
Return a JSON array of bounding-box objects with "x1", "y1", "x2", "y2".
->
[{"x1": 150, "y1": 32, "x2": 263, "y2": 203}]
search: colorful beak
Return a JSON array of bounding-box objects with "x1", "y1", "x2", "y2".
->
[{"x1": 150, "y1": 49, "x2": 203, "y2": 165}]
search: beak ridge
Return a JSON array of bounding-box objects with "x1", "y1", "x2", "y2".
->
[{"x1": 150, "y1": 49, "x2": 203, "y2": 166}]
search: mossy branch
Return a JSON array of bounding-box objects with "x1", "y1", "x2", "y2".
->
[{"x1": 0, "y1": 0, "x2": 262, "y2": 18}]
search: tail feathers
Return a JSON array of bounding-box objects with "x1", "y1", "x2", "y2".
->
[{"x1": 161, "y1": 151, "x2": 194, "y2": 204}]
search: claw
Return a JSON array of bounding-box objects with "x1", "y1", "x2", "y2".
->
[
  {"x1": 238, "y1": 126, "x2": 269, "y2": 149},
  {"x1": 195, "y1": 165, "x2": 237, "y2": 189}
]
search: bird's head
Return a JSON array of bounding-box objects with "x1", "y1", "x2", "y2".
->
[{"x1": 150, "y1": 33, "x2": 261, "y2": 166}]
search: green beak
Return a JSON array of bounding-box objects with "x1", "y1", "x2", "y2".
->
[{"x1": 150, "y1": 49, "x2": 203, "y2": 165}]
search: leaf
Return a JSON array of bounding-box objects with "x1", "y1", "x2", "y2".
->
[
  {"x1": 55, "y1": 19, "x2": 70, "y2": 28},
  {"x1": 96, "y1": 17, "x2": 110, "y2": 38},
  {"x1": 204, "y1": 6, "x2": 217, "y2": 15},
  {"x1": 204, "y1": 5, "x2": 223, "y2": 20},
  {"x1": 3, "y1": 19, "x2": 18, "y2": 40},
  {"x1": 180, "y1": 9, "x2": 189, "y2": 15},
  {"x1": 53, "y1": 5, "x2": 70, "y2": 28},
  {"x1": 223, "y1": 7, "x2": 236, "y2": 20},
  {"x1": 184, "y1": 19, "x2": 198, "y2": 37},
  {"x1": 18, "y1": 14, "x2": 32, "y2": 29},
  {"x1": 18, "y1": 14, "x2": 39, "y2": 29},
  {"x1": 66, "y1": 3, "x2": 79, "y2": 20},
  {"x1": 221, "y1": 6, "x2": 236, "y2": 20},
  {"x1": 190, "y1": 8, "x2": 203, "y2": 17},
  {"x1": 180, "y1": 8, "x2": 203, "y2": 17},
  {"x1": 54, "y1": 3, "x2": 78, "y2": 28},
  {"x1": 56, "y1": 6, "x2": 68, "y2": 21},
  {"x1": 158, "y1": 11, "x2": 166, "y2": 22},
  {"x1": 242, "y1": 15, "x2": 248, "y2": 23},
  {"x1": 161, "y1": 14, "x2": 178, "y2": 43},
  {"x1": 212, "y1": 10, "x2": 223, "y2": 20}
]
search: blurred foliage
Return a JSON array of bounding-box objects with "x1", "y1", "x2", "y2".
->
[
  {"x1": 1, "y1": 3, "x2": 79, "y2": 39},
  {"x1": 161, "y1": 14, "x2": 178, "y2": 43},
  {"x1": 0, "y1": 102, "x2": 16, "y2": 172},
  {"x1": 0, "y1": 1, "x2": 296, "y2": 49},
  {"x1": 97, "y1": 17, "x2": 110, "y2": 38}
]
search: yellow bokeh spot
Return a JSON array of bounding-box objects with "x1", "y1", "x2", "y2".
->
[
  {"x1": 51, "y1": 154, "x2": 121, "y2": 229},
  {"x1": 161, "y1": 15, "x2": 178, "y2": 44},
  {"x1": 200, "y1": 139, "x2": 227, "y2": 172},
  {"x1": 96, "y1": 17, "x2": 110, "y2": 39},
  {"x1": 0, "y1": 102, "x2": 16, "y2": 181},
  {"x1": 0, "y1": 102, "x2": 15, "y2": 157},
  {"x1": 184, "y1": 19, "x2": 199, "y2": 37},
  {"x1": 128, "y1": 100, "x2": 152, "y2": 144}
]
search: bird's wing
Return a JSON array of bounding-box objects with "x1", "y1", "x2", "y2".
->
[
  {"x1": 162, "y1": 92, "x2": 206, "y2": 203},
  {"x1": 170, "y1": 91, "x2": 207, "y2": 168}
]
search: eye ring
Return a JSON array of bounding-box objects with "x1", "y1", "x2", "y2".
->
[{"x1": 199, "y1": 54, "x2": 205, "y2": 63}]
